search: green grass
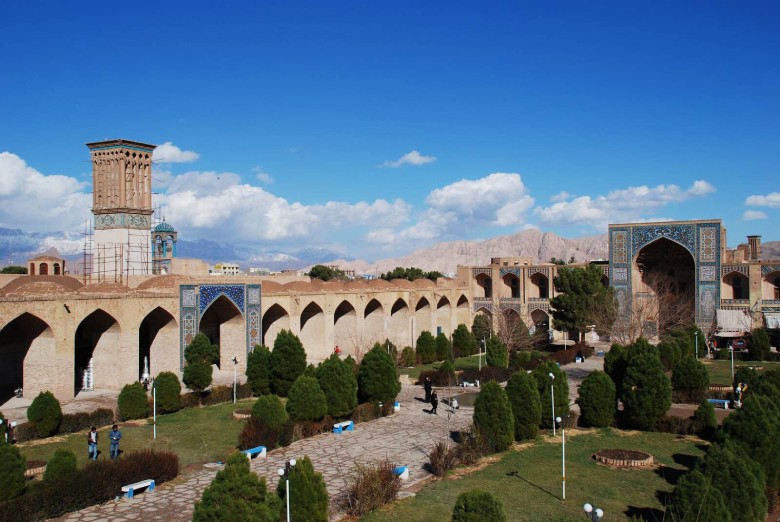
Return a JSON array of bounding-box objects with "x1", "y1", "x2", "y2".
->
[
  {"x1": 399, "y1": 355, "x2": 484, "y2": 380},
  {"x1": 18, "y1": 399, "x2": 255, "y2": 470},
  {"x1": 702, "y1": 359, "x2": 780, "y2": 385},
  {"x1": 363, "y1": 429, "x2": 706, "y2": 522}
]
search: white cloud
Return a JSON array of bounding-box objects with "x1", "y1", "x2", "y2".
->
[
  {"x1": 0, "y1": 152, "x2": 92, "y2": 232},
  {"x1": 550, "y1": 191, "x2": 571, "y2": 202},
  {"x1": 253, "y1": 167, "x2": 274, "y2": 184},
  {"x1": 153, "y1": 142, "x2": 200, "y2": 163},
  {"x1": 742, "y1": 210, "x2": 768, "y2": 221},
  {"x1": 745, "y1": 192, "x2": 780, "y2": 208},
  {"x1": 534, "y1": 180, "x2": 716, "y2": 231},
  {"x1": 382, "y1": 150, "x2": 437, "y2": 168}
]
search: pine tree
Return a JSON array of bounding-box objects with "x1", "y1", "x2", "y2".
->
[
  {"x1": 251, "y1": 395, "x2": 288, "y2": 428},
  {"x1": 671, "y1": 356, "x2": 709, "y2": 403},
  {"x1": 117, "y1": 382, "x2": 150, "y2": 420},
  {"x1": 435, "y1": 332, "x2": 451, "y2": 362},
  {"x1": 43, "y1": 448, "x2": 77, "y2": 482},
  {"x1": 193, "y1": 452, "x2": 282, "y2": 522},
  {"x1": 154, "y1": 371, "x2": 182, "y2": 414},
  {"x1": 472, "y1": 315, "x2": 492, "y2": 344},
  {"x1": 485, "y1": 336, "x2": 508, "y2": 368},
  {"x1": 531, "y1": 362, "x2": 570, "y2": 429},
  {"x1": 270, "y1": 330, "x2": 307, "y2": 397},
  {"x1": 246, "y1": 345, "x2": 272, "y2": 396},
  {"x1": 185, "y1": 332, "x2": 220, "y2": 365},
  {"x1": 358, "y1": 345, "x2": 401, "y2": 404},
  {"x1": 670, "y1": 470, "x2": 732, "y2": 522},
  {"x1": 576, "y1": 370, "x2": 616, "y2": 428},
  {"x1": 276, "y1": 456, "x2": 328, "y2": 522},
  {"x1": 316, "y1": 354, "x2": 358, "y2": 417},
  {"x1": 27, "y1": 390, "x2": 62, "y2": 438},
  {"x1": 286, "y1": 376, "x2": 328, "y2": 422},
  {"x1": 451, "y1": 489, "x2": 507, "y2": 522},
  {"x1": 415, "y1": 331, "x2": 437, "y2": 364},
  {"x1": 452, "y1": 324, "x2": 477, "y2": 357},
  {"x1": 620, "y1": 351, "x2": 671, "y2": 430},
  {"x1": 473, "y1": 381, "x2": 514, "y2": 453},
  {"x1": 0, "y1": 443, "x2": 26, "y2": 501},
  {"x1": 505, "y1": 371, "x2": 541, "y2": 440}
]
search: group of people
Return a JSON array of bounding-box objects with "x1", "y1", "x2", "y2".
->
[
  {"x1": 87, "y1": 424, "x2": 123, "y2": 460},
  {"x1": 423, "y1": 376, "x2": 439, "y2": 415}
]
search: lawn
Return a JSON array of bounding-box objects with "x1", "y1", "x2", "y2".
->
[
  {"x1": 399, "y1": 354, "x2": 483, "y2": 380},
  {"x1": 701, "y1": 359, "x2": 780, "y2": 385},
  {"x1": 363, "y1": 429, "x2": 707, "y2": 522},
  {"x1": 18, "y1": 399, "x2": 254, "y2": 470}
]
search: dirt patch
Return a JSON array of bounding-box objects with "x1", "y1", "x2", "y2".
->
[{"x1": 447, "y1": 454, "x2": 503, "y2": 480}]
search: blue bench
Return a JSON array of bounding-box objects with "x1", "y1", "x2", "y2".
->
[
  {"x1": 242, "y1": 445, "x2": 267, "y2": 460},
  {"x1": 333, "y1": 420, "x2": 354, "y2": 434},
  {"x1": 708, "y1": 399, "x2": 730, "y2": 409},
  {"x1": 121, "y1": 479, "x2": 155, "y2": 499},
  {"x1": 394, "y1": 401, "x2": 400, "y2": 412},
  {"x1": 393, "y1": 465, "x2": 409, "y2": 480}
]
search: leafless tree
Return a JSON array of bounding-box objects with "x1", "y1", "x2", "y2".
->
[{"x1": 493, "y1": 304, "x2": 546, "y2": 352}]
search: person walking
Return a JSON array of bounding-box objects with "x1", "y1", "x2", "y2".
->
[
  {"x1": 87, "y1": 426, "x2": 99, "y2": 460},
  {"x1": 424, "y1": 376, "x2": 432, "y2": 403},
  {"x1": 431, "y1": 390, "x2": 439, "y2": 415},
  {"x1": 109, "y1": 424, "x2": 122, "y2": 459}
]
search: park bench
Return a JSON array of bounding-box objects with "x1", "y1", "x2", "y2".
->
[
  {"x1": 333, "y1": 420, "x2": 354, "y2": 434},
  {"x1": 393, "y1": 466, "x2": 409, "y2": 481},
  {"x1": 121, "y1": 479, "x2": 155, "y2": 499},
  {"x1": 393, "y1": 401, "x2": 400, "y2": 412},
  {"x1": 242, "y1": 445, "x2": 267, "y2": 461},
  {"x1": 708, "y1": 399, "x2": 730, "y2": 409}
]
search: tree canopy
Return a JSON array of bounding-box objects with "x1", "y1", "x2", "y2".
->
[
  {"x1": 379, "y1": 266, "x2": 444, "y2": 281},
  {"x1": 550, "y1": 264, "x2": 616, "y2": 336},
  {"x1": 0, "y1": 265, "x2": 27, "y2": 274},
  {"x1": 307, "y1": 264, "x2": 347, "y2": 281}
]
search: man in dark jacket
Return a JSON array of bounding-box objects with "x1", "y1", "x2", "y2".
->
[{"x1": 424, "y1": 376, "x2": 432, "y2": 402}]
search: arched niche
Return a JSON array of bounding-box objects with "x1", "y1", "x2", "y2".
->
[
  {"x1": 75, "y1": 309, "x2": 121, "y2": 394},
  {"x1": 200, "y1": 295, "x2": 243, "y2": 369},
  {"x1": 0, "y1": 313, "x2": 55, "y2": 401},
  {"x1": 139, "y1": 307, "x2": 178, "y2": 378},
  {"x1": 333, "y1": 300, "x2": 357, "y2": 357},
  {"x1": 262, "y1": 304, "x2": 290, "y2": 348}
]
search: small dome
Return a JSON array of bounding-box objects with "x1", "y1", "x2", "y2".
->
[{"x1": 154, "y1": 220, "x2": 176, "y2": 233}]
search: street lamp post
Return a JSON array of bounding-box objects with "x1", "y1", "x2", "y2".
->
[
  {"x1": 278, "y1": 458, "x2": 297, "y2": 522},
  {"x1": 583, "y1": 503, "x2": 604, "y2": 521},
  {"x1": 556, "y1": 416, "x2": 566, "y2": 500},
  {"x1": 549, "y1": 372, "x2": 556, "y2": 436},
  {"x1": 563, "y1": 328, "x2": 567, "y2": 350},
  {"x1": 695, "y1": 330, "x2": 698, "y2": 359},
  {"x1": 232, "y1": 356, "x2": 239, "y2": 404},
  {"x1": 152, "y1": 377, "x2": 157, "y2": 440},
  {"x1": 730, "y1": 345, "x2": 735, "y2": 382},
  {"x1": 479, "y1": 338, "x2": 486, "y2": 371}
]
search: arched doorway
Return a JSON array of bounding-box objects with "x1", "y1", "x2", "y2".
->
[
  {"x1": 530, "y1": 273, "x2": 549, "y2": 299},
  {"x1": 456, "y1": 294, "x2": 470, "y2": 326},
  {"x1": 262, "y1": 304, "x2": 290, "y2": 348},
  {"x1": 333, "y1": 300, "x2": 357, "y2": 357},
  {"x1": 139, "y1": 307, "x2": 177, "y2": 379},
  {"x1": 415, "y1": 297, "x2": 432, "y2": 336},
  {"x1": 39, "y1": 263, "x2": 49, "y2": 275},
  {"x1": 475, "y1": 274, "x2": 492, "y2": 298},
  {"x1": 530, "y1": 309, "x2": 550, "y2": 333},
  {"x1": 502, "y1": 274, "x2": 520, "y2": 298},
  {"x1": 436, "y1": 296, "x2": 451, "y2": 335},
  {"x1": 389, "y1": 298, "x2": 411, "y2": 347},
  {"x1": 723, "y1": 272, "x2": 749, "y2": 300},
  {"x1": 364, "y1": 299, "x2": 385, "y2": 346},
  {"x1": 74, "y1": 310, "x2": 120, "y2": 394},
  {"x1": 763, "y1": 271, "x2": 780, "y2": 301},
  {"x1": 0, "y1": 313, "x2": 55, "y2": 401},
  {"x1": 199, "y1": 295, "x2": 243, "y2": 369},
  {"x1": 633, "y1": 238, "x2": 695, "y2": 335},
  {"x1": 300, "y1": 302, "x2": 325, "y2": 360}
]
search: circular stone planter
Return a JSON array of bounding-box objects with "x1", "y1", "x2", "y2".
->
[
  {"x1": 594, "y1": 449, "x2": 653, "y2": 468},
  {"x1": 233, "y1": 408, "x2": 252, "y2": 420},
  {"x1": 25, "y1": 460, "x2": 47, "y2": 479}
]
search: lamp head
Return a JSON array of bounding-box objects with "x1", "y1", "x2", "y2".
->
[
  {"x1": 556, "y1": 416, "x2": 562, "y2": 424},
  {"x1": 548, "y1": 372, "x2": 555, "y2": 379},
  {"x1": 584, "y1": 503, "x2": 593, "y2": 514},
  {"x1": 595, "y1": 508, "x2": 604, "y2": 519},
  {"x1": 290, "y1": 458, "x2": 297, "y2": 467},
  {"x1": 277, "y1": 468, "x2": 285, "y2": 477},
  {"x1": 232, "y1": 356, "x2": 239, "y2": 364}
]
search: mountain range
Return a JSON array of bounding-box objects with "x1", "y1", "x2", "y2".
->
[{"x1": 1, "y1": 226, "x2": 777, "y2": 275}]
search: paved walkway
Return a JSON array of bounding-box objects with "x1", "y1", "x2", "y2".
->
[{"x1": 55, "y1": 384, "x2": 473, "y2": 522}]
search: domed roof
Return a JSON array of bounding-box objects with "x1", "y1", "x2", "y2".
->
[{"x1": 154, "y1": 220, "x2": 176, "y2": 233}]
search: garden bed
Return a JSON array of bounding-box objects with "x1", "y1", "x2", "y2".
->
[{"x1": 594, "y1": 449, "x2": 654, "y2": 468}]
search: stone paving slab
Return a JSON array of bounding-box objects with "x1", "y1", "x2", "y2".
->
[{"x1": 54, "y1": 384, "x2": 471, "y2": 522}]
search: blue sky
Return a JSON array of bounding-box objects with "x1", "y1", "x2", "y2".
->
[{"x1": 1, "y1": 1, "x2": 778, "y2": 259}]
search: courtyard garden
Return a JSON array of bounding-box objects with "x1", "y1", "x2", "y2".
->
[{"x1": 702, "y1": 358, "x2": 780, "y2": 385}]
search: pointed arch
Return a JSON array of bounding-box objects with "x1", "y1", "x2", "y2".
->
[
  {"x1": 415, "y1": 296, "x2": 432, "y2": 336},
  {"x1": 139, "y1": 307, "x2": 178, "y2": 378},
  {"x1": 389, "y1": 298, "x2": 412, "y2": 347},
  {"x1": 475, "y1": 273, "x2": 492, "y2": 298},
  {"x1": 456, "y1": 294, "x2": 470, "y2": 327},
  {"x1": 502, "y1": 273, "x2": 520, "y2": 298},
  {"x1": 364, "y1": 298, "x2": 385, "y2": 346},
  {"x1": 39, "y1": 263, "x2": 49, "y2": 275},
  {"x1": 200, "y1": 295, "x2": 243, "y2": 369},
  {"x1": 262, "y1": 303, "x2": 290, "y2": 348},
  {"x1": 530, "y1": 309, "x2": 549, "y2": 332},
  {"x1": 391, "y1": 298, "x2": 409, "y2": 315},
  {"x1": 300, "y1": 302, "x2": 325, "y2": 359},
  {"x1": 529, "y1": 273, "x2": 549, "y2": 299},
  {"x1": 75, "y1": 309, "x2": 121, "y2": 394},
  {"x1": 437, "y1": 296, "x2": 451, "y2": 309},
  {"x1": 722, "y1": 271, "x2": 749, "y2": 300},
  {"x1": 0, "y1": 313, "x2": 55, "y2": 401},
  {"x1": 333, "y1": 300, "x2": 357, "y2": 357}
]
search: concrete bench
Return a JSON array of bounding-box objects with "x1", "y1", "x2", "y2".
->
[
  {"x1": 393, "y1": 466, "x2": 409, "y2": 481},
  {"x1": 393, "y1": 401, "x2": 400, "y2": 412},
  {"x1": 333, "y1": 420, "x2": 354, "y2": 434},
  {"x1": 121, "y1": 479, "x2": 155, "y2": 499},
  {"x1": 242, "y1": 445, "x2": 267, "y2": 461},
  {"x1": 708, "y1": 399, "x2": 730, "y2": 409}
]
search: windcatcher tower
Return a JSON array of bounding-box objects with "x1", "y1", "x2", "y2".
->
[{"x1": 86, "y1": 139, "x2": 155, "y2": 280}]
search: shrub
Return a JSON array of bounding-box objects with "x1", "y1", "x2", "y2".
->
[
  {"x1": 276, "y1": 456, "x2": 328, "y2": 522},
  {"x1": 620, "y1": 352, "x2": 671, "y2": 430},
  {"x1": 749, "y1": 327, "x2": 771, "y2": 361},
  {"x1": 693, "y1": 398, "x2": 718, "y2": 440},
  {"x1": 27, "y1": 391, "x2": 62, "y2": 438},
  {"x1": 427, "y1": 441, "x2": 459, "y2": 477},
  {"x1": 0, "y1": 443, "x2": 26, "y2": 501},
  {"x1": 270, "y1": 330, "x2": 307, "y2": 397},
  {"x1": 453, "y1": 426, "x2": 488, "y2": 465},
  {"x1": 344, "y1": 355, "x2": 358, "y2": 375},
  {"x1": 246, "y1": 344, "x2": 272, "y2": 396},
  {"x1": 459, "y1": 366, "x2": 514, "y2": 385},
  {"x1": 531, "y1": 361, "x2": 570, "y2": 429},
  {"x1": 451, "y1": 489, "x2": 506, "y2": 522},
  {"x1": 193, "y1": 451, "x2": 281, "y2": 522},
  {"x1": 358, "y1": 345, "x2": 401, "y2": 404},
  {"x1": 183, "y1": 361, "x2": 213, "y2": 395},
  {"x1": 671, "y1": 356, "x2": 709, "y2": 403},
  {"x1": 343, "y1": 459, "x2": 402, "y2": 516},
  {"x1": 654, "y1": 415, "x2": 698, "y2": 436},
  {"x1": 505, "y1": 371, "x2": 541, "y2": 440},
  {"x1": 439, "y1": 360, "x2": 455, "y2": 378},
  {"x1": 698, "y1": 441, "x2": 767, "y2": 522},
  {"x1": 286, "y1": 376, "x2": 328, "y2": 422},
  {"x1": 238, "y1": 418, "x2": 294, "y2": 451},
  {"x1": 436, "y1": 333, "x2": 452, "y2": 362},
  {"x1": 576, "y1": 370, "x2": 616, "y2": 428},
  {"x1": 154, "y1": 371, "x2": 182, "y2": 414},
  {"x1": 117, "y1": 382, "x2": 150, "y2": 421},
  {"x1": 452, "y1": 323, "x2": 477, "y2": 357},
  {"x1": 416, "y1": 331, "x2": 437, "y2": 364},
  {"x1": 353, "y1": 402, "x2": 382, "y2": 423},
  {"x1": 604, "y1": 343, "x2": 629, "y2": 396},
  {"x1": 251, "y1": 394, "x2": 288, "y2": 428},
  {"x1": 670, "y1": 470, "x2": 733, "y2": 522},
  {"x1": 43, "y1": 449, "x2": 77, "y2": 482},
  {"x1": 185, "y1": 332, "x2": 219, "y2": 365},
  {"x1": 657, "y1": 340, "x2": 682, "y2": 371},
  {"x1": 398, "y1": 346, "x2": 416, "y2": 367},
  {"x1": 473, "y1": 381, "x2": 514, "y2": 453},
  {"x1": 486, "y1": 336, "x2": 509, "y2": 368},
  {"x1": 59, "y1": 408, "x2": 114, "y2": 435},
  {"x1": 472, "y1": 315, "x2": 492, "y2": 344},
  {"x1": 316, "y1": 354, "x2": 358, "y2": 418}
]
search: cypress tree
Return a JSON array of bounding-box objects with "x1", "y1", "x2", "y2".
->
[
  {"x1": 286, "y1": 376, "x2": 328, "y2": 422},
  {"x1": 251, "y1": 394, "x2": 288, "y2": 428},
  {"x1": 576, "y1": 370, "x2": 616, "y2": 428},
  {"x1": 485, "y1": 336, "x2": 508, "y2": 368},
  {"x1": 270, "y1": 330, "x2": 307, "y2": 397},
  {"x1": 531, "y1": 361, "x2": 569, "y2": 429},
  {"x1": 415, "y1": 331, "x2": 437, "y2": 364},
  {"x1": 670, "y1": 470, "x2": 732, "y2": 522},
  {"x1": 452, "y1": 324, "x2": 477, "y2": 357},
  {"x1": 316, "y1": 354, "x2": 358, "y2": 417},
  {"x1": 358, "y1": 345, "x2": 401, "y2": 404},
  {"x1": 473, "y1": 381, "x2": 514, "y2": 453},
  {"x1": 154, "y1": 371, "x2": 182, "y2": 414},
  {"x1": 276, "y1": 456, "x2": 328, "y2": 522},
  {"x1": 505, "y1": 371, "x2": 541, "y2": 440},
  {"x1": 435, "y1": 332, "x2": 452, "y2": 362},
  {"x1": 0, "y1": 443, "x2": 26, "y2": 501},
  {"x1": 620, "y1": 351, "x2": 671, "y2": 430},
  {"x1": 246, "y1": 345, "x2": 272, "y2": 396}
]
